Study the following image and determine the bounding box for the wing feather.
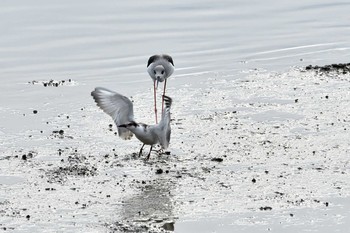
[91,87,134,140]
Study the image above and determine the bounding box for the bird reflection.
[121,177,176,231]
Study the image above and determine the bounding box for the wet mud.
[1,65,350,232]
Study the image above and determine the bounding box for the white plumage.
[91,87,172,159]
[147,54,174,124]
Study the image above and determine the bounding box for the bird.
[91,87,172,159]
[147,54,174,124]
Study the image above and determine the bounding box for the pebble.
[211,158,223,162]
[155,169,163,174]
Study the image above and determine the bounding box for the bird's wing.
[91,87,134,140]
[157,95,172,149]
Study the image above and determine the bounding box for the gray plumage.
[147,54,174,124]
[91,87,134,140]
[147,54,174,88]
[91,87,172,158]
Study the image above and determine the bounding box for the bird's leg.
[161,79,167,114]
[146,145,153,160]
[154,80,158,124]
[139,144,145,157]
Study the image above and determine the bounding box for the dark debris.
[211,158,223,162]
[305,63,350,75]
[28,79,73,87]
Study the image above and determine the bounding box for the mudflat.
[1,65,349,232]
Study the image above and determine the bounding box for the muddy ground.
[1,65,350,232]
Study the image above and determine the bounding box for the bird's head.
[118,121,138,129]
[153,65,166,88]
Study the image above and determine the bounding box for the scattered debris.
[211,158,223,162]
[155,169,163,174]
[28,79,74,87]
[305,63,350,75]
[259,206,273,211]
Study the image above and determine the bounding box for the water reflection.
[121,176,176,231]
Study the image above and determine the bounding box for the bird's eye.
[154,70,156,74]
[161,70,165,74]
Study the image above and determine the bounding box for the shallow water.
[1,1,350,232]
[1,0,350,82]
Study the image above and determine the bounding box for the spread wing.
[158,95,172,149]
[91,87,134,140]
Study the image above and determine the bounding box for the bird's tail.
[158,95,172,149]
[163,95,173,111]
[159,95,172,126]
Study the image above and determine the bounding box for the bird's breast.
[132,126,158,145]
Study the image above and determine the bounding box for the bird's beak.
[118,124,126,128]
[156,79,160,89]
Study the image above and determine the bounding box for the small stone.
[252,178,256,183]
[259,206,272,211]
[211,158,223,162]
[26,215,30,220]
[33,110,38,114]
[294,99,298,103]
[155,169,163,174]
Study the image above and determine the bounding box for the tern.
[147,54,174,124]
[91,87,172,159]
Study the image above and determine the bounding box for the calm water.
[1,0,350,84]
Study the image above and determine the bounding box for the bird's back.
[129,96,172,149]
